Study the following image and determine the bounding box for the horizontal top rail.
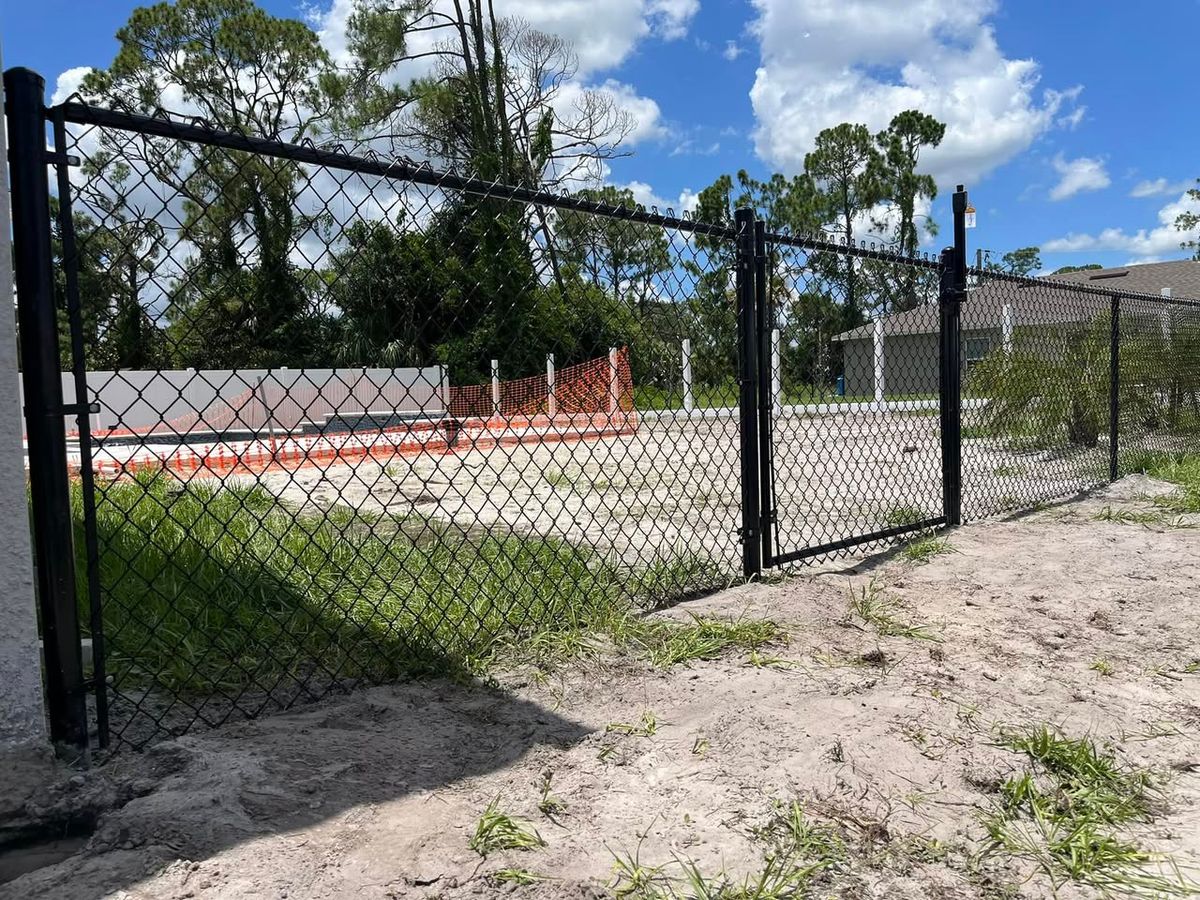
[762,228,945,270]
[51,100,743,242]
[966,265,1200,308]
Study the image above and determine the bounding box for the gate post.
[938,184,967,527]
[4,68,89,752]
[753,220,774,569]
[1109,294,1120,481]
[734,208,761,579]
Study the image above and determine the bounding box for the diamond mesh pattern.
[41,97,1200,751]
[961,268,1200,519]
[51,100,745,749]
[762,235,946,562]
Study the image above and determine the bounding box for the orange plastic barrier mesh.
[75,349,638,480]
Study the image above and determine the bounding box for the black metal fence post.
[1109,294,1121,480]
[938,185,967,527]
[4,67,89,752]
[753,221,774,568]
[735,207,761,579]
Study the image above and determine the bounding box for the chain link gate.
[733,200,966,573]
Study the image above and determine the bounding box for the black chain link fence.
[52,100,752,748]
[10,85,1200,751]
[961,268,1200,520]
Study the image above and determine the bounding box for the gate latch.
[61,401,101,417]
[44,151,81,168]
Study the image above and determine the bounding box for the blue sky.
[6,0,1199,272]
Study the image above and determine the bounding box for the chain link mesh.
[52,100,745,749]
[762,236,946,561]
[962,268,1200,518]
[39,98,1200,751]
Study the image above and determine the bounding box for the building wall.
[20,367,449,435]
[841,328,1001,397]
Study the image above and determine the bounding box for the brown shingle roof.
[834,259,1200,341]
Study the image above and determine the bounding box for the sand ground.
[258,408,1121,570]
[4,474,1199,899]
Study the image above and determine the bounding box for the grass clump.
[469,798,546,857]
[606,711,659,738]
[491,868,547,886]
[1090,657,1115,677]
[752,801,845,872]
[902,533,952,564]
[848,580,940,641]
[611,803,842,899]
[619,614,784,668]
[1092,505,1162,526]
[536,771,566,817]
[884,504,929,528]
[979,724,1197,896]
[1129,452,1200,514]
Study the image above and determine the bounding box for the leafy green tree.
[79,0,333,367]
[987,247,1042,278]
[869,111,945,312]
[49,197,170,370]
[805,124,884,323]
[684,171,826,390]
[873,111,945,258]
[1051,263,1103,275]
[1176,178,1200,258]
[555,186,670,311]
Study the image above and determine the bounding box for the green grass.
[1126,452,1200,514]
[617,614,784,668]
[848,580,940,641]
[961,423,995,440]
[610,802,843,899]
[902,533,952,564]
[980,725,1197,896]
[469,798,546,857]
[77,474,732,695]
[883,504,931,528]
[606,711,659,737]
[1092,505,1163,525]
[492,868,548,886]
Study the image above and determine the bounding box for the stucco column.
[0,56,48,751]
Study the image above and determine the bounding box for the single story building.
[834,259,1200,397]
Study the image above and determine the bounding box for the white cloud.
[554,79,665,146]
[746,0,1082,186]
[316,0,695,76]
[1130,177,1194,199]
[621,180,700,215]
[51,67,94,105]
[1048,154,1110,201]
[723,41,744,61]
[1043,190,1200,256]
[648,0,700,40]
[668,138,720,156]
[1057,106,1086,130]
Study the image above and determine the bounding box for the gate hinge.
[61,401,101,417]
[44,151,81,168]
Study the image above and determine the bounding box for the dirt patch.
[5,477,1200,899]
